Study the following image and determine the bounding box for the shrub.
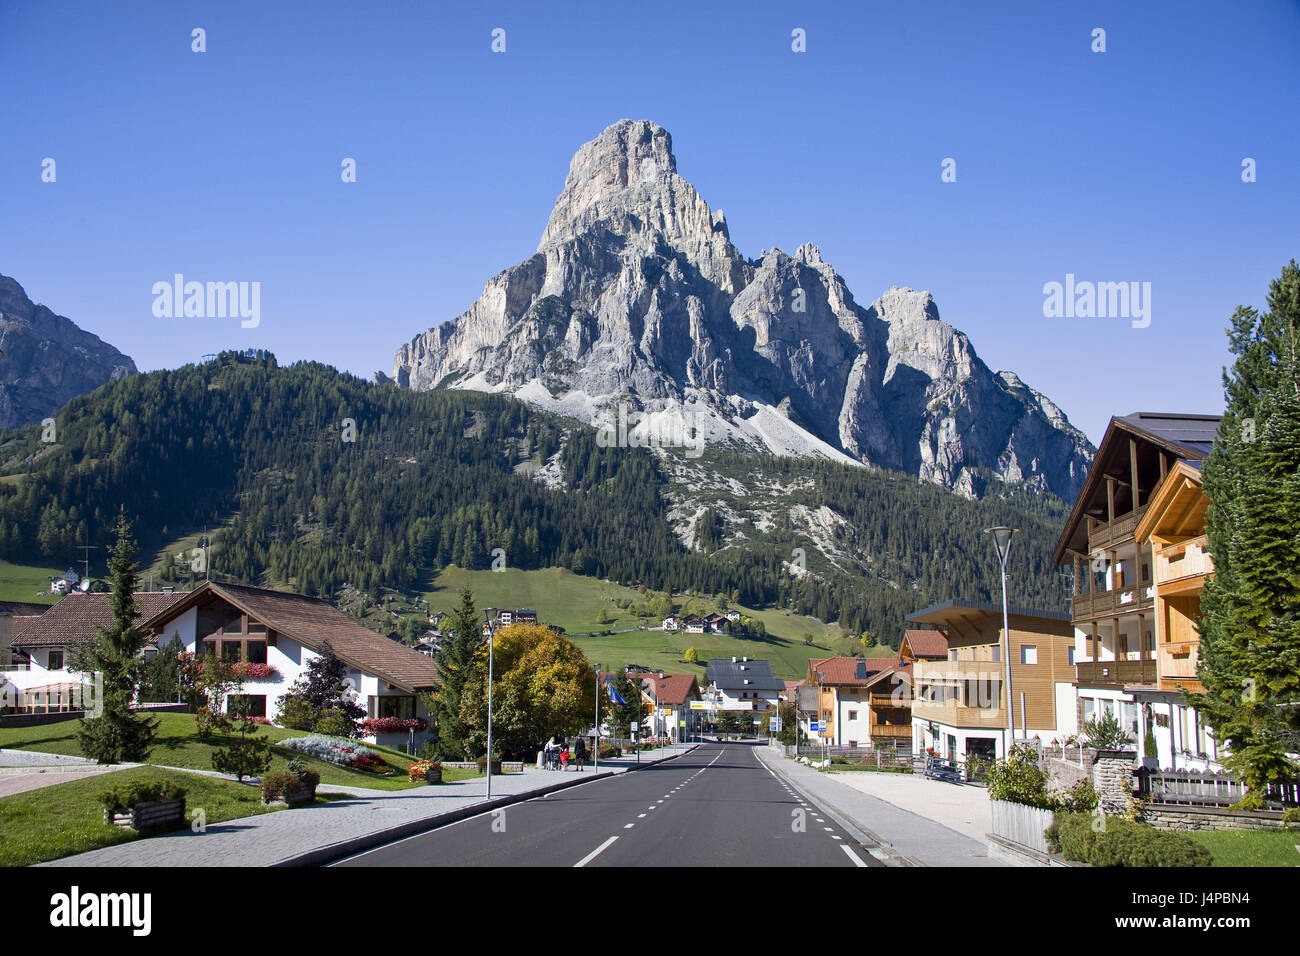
[276,695,318,731]
[476,755,503,774]
[987,744,1054,809]
[261,769,319,802]
[194,706,233,739]
[101,781,188,813]
[1281,807,1300,826]
[1047,812,1213,867]
[1054,778,1099,813]
[314,708,357,738]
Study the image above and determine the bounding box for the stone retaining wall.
[1141,804,1288,831]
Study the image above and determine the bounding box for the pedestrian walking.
[574,736,587,771]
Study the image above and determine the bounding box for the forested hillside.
[0,353,1072,645]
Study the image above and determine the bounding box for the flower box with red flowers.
[360,717,428,735]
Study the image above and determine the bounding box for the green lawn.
[0,766,279,867]
[1185,828,1300,867]
[425,566,870,679]
[0,559,62,605]
[0,713,479,791]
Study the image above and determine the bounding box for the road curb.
[755,746,916,867]
[276,745,698,867]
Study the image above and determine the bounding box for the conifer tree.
[431,587,483,759]
[73,510,158,763]
[1197,260,1300,805]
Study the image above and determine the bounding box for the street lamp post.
[483,611,496,799]
[594,662,600,774]
[985,526,1018,756]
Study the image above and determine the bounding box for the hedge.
[1047,812,1213,867]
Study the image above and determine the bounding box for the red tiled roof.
[143,582,442,693]
[901,629,948,659]
[640,673,700,706]
[11,592,187,649]
[806,656,894,685]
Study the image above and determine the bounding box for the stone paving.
[42,743,698,867]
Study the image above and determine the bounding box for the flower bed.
[278,734,391,773]
[361,716,428,735]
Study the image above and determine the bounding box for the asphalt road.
[331,742,880,867]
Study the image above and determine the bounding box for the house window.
[228,695,266,718]
[1020,645,1038,665]
[48,650,64,670]
[990,645,1001,663]
[1082,697,1095,724]
[221,641,242,663]
[377,696,416,720]
[847,710,858,722]
[246,641,267,664]
[1068,647,1076,666]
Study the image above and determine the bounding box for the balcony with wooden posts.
[1072,584,1154,622]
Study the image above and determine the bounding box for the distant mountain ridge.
[0,275,136,429]
[394,119,1094,501]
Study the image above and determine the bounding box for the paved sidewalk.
[43,743,697,867]
[831,768,992,845]
[754,746,1003,867]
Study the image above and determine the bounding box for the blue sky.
[1,0,1297,444]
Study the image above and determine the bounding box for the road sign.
[809,721,821,732]
[770,718,783,732]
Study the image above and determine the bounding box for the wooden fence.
[1141,769,1300,809]
[990,799,1053,855]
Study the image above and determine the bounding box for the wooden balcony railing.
[868,724,912,739]
[1072,586,1154,622]
[1087,504,1148,552]
[1075,658,1157,687]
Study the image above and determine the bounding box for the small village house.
[907,600,1077,761]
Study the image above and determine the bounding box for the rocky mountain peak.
[0,274,137,429]
[394,122,1095,502]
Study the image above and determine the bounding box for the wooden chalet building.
[1052,412,1220,745]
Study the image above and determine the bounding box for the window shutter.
[367,696,377,718]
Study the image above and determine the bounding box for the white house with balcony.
[6,582,441,751]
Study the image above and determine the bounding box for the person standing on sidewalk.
[574,736,587,771]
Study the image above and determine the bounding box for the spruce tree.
[431,587,483,759]
[1197,260,1300,805]
[73,510,159,764]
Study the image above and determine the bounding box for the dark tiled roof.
[705,658,785,693]
[11,592,186,649]
[1119,412,1221,457]
[146,582,442,693]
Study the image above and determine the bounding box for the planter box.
[422,768,443,784]
[104,797,186,831]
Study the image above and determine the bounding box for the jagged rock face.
[0,275,136,429]
[394,119,1094,501]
